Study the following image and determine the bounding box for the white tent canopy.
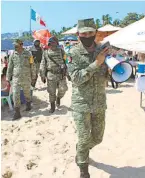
[98,24,121,32]
[104,17,145,53]
[61,27,77,35]
[62,24,121,34]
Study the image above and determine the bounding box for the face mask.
[79,35,96,47]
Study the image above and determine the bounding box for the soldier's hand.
[96,47,109,66]
[41,77,46,83]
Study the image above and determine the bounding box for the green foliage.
[119,13,145,27]
[96,19,101,29]
[102,14,112,25]
[113,19,121,26]
[20,32,33,41]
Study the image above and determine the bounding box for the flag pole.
[30,6,32,35]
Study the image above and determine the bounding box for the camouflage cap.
[13,39,23,45]
[77,18,96,33]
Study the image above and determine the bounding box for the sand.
[1,77,145,178]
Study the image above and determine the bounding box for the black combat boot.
[56,97,60,107]
[26,102,31,111]
[13,107,21,120]
[79,164,90,178]
[49,102,55,113]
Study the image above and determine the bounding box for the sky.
[1,1,145,33]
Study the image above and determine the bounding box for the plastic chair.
[1,87,13,111]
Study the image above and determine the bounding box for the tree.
[119,12,143,27]
[95,19,101,29]
[50,30,57,36]
[102,14,112,25]
[113,19,121,26]
[138,13,145,20]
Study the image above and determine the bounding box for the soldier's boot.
[26,102,31,111]
[79,164,90,178]
[49,102,55,113]
[13,107,21,120]
[56,97,60,107]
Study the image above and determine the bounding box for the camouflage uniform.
[6,47,36,108]
[68,19,108,167]
[30,43,43,87]
[40,47,68,103]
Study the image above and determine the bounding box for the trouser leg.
[47,80,57,103]
[57,78,68,99]
[89,109,106,149]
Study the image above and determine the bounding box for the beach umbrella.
[33,29,51,45]
[104,17,145,53]
[59,35,78,41]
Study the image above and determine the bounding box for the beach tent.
[61,27,77,35]
[104,17,145,53]
[96,24,122,42]
[61,24,121,42]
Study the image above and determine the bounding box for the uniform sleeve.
[6,54,14,81]
[39,50,47,78]
[29,51,37,80]
[68,49,100,86]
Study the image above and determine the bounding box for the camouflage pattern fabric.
[47,79,68,103]
[6,49,36,107]
[40,48,68,102]
[73,109,105,165]
[68,42,108,166]
[35,63,40,76]
[77,18,96,33]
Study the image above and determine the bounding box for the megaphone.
[95,41,133,84]
[105,55,133,83]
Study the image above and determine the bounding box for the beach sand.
[1,77,145,178]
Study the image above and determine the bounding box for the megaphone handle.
[109,75,118,89]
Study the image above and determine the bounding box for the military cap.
[13,39,23,45]
[77,18,96,33]
[48,36,59,45]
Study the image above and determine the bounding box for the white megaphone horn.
[105,55,133,83]
[97,42,133,84]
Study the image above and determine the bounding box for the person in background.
[4,56,8,68]
[40,36,70,113]
[1,67,10,96]
[6,39,36,120]
[64,41,73,64]
[30,40,43,88]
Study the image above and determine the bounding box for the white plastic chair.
[1,87,13,111]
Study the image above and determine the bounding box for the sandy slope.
[1,78,145,178]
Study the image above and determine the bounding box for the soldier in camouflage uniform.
[40,36,69,113]
[68,19,109,178]
[30,40,43,88]
[6,39,36,120]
